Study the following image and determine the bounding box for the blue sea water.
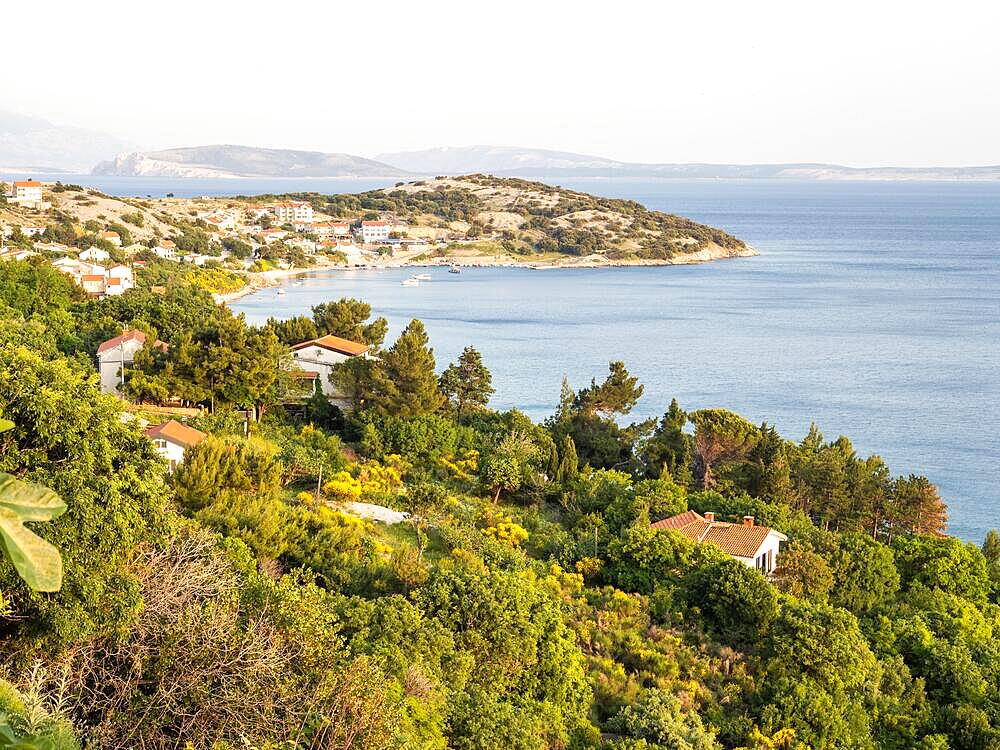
[15,174,996,541]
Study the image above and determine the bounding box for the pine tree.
[557,434,579,483]
[367,319,445,417]
[439,345,494,422]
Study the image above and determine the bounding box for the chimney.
[704,512,715,522]
[743,515,755,527]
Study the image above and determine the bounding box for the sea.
[11,173,998,542]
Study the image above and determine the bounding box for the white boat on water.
[448,264,461,274]
[413,273,432,281]
[276,288,286,295]
[401,278,419,287]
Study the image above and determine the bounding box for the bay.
[13,174,994,541]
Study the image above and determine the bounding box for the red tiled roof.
[144,419,206,448]
[81,274,106,282]
[15,180,41,187]
[288,370,320,378]
[97,329,168,355]
[651,510,784,559]
[291,334,369,357]
[361,220,388,226]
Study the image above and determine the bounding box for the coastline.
[217,244,758,304]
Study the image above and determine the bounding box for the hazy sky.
[5,0,998,166]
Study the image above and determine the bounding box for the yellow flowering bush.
[436,449,480,482]
[322,471,361,503]
[358,462,403,494]
[482,516,529,547]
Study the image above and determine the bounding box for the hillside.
[376,145,1000,181]
[93,144,412,179]
[316,174,755,264]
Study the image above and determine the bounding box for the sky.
[4,0,999,166]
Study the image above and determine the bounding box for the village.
[0,179,440,300]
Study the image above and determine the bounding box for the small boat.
[276,288,286,295]
[448,265,461,274]
[401,278,419,287]
[413,273,432,281]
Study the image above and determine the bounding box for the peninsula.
[0,175,756,301]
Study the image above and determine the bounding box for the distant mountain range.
[0,110,134,173]
[375,146,1000,181]
[2,108,998,181]
[93,145,412,179]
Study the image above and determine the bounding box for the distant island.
[376,145,1000,181]
[92,144,412,179]
[86,142,1000,181]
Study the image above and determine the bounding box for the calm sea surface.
[18,175,997,542]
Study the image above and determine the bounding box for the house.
[96,329,168,393]
[0,248,38,262]
[651,510,787,574]
[261,228,288,243]
[200,212,236,231]
[312,221,351,238]
[105,265,134,295]
[98,231,122,246]
[80,274,108,296]
[9,180,47,208]
[34,241,72,255]
[289,334,369,404]
[267,201,313,225]
[79,246,111,263]
[360,220,390,244]
[154,239,177,259]
[143,419,206,472]
[19,224,46,237]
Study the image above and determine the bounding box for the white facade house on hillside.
[360,220,390,244]
[10,180,46,207]
[267,201,313,225]
[290,334,370,404]
[96,329,168,393]
[651,510,787,574]
[144,420,206,472]
[79,246,111,263]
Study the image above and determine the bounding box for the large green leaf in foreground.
[0,474,66,592]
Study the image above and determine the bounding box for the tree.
[608,688,720,749]
[575,361,643,418]
[440,346,494,421]
[266,315,318,346]
[688,409,759,489]
[556,434,578,483]
[367,320,446,417]
[983,530,1000,593]
[406,481,448,560]
[829,532,900,613]
[311,298,388,347]
[643,399,692,483]
[890,475,947,538]
[771,542,834,602]
[479,430,539,503]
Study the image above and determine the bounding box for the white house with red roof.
[10,180,45,207]
[96,329,168,394]
[144,420,206,472]
[267,201,313,225]
[79,246,111,263]
[290,334,370,403]
[98,231,122,246]
[360,220,391,245]
[651,510,787,574]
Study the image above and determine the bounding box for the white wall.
[291,345,356,399]
[151,438,186,472]
[97,338,145,394]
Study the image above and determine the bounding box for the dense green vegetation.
[0,257,998,749]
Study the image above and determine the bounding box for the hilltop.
[309,174,756,266]
[93,144,412,179]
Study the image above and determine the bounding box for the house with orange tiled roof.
[290,334,370,403]
[360,220,391,244]
[651,510,787,574]
[266,201,313,225]
[144,419,206,472]
[10,180,47,208]
[96,329,168,394]
[98,231,122,246]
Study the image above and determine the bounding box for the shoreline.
[218,244,759,304]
